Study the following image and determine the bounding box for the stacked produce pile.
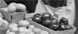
[0,2,76,34]
[32,13,73,31]
[6,20,49,34]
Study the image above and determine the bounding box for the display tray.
[27,18,76,34]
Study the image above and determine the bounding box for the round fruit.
[6,29,10,34]
[8,3,16,13]
[25,29,33,34]
[32,28,42,33]
[65,25,73,29]
[9,2,16,6]
[0,17,3,21]
[42,19,52,27]
[41,13,52,19]
[49,24,59,31]
[33,14,42,17]
[10,27,18,32]
[28,25,35,30]
[16,3,26,11]
[18,27,27,33]
[32,16,42,24]
[52,19,58,24]
[40,31,49,34]
[18,20,30,27]
[8,32,16,34]
[59,17,69,25]
[9,23,18,28]
[27,32,35,34]
[60,25,73,30]
[0,19,9,30]
[18,33,26,34]
[0,7,8,12]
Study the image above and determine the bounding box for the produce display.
[32,13,73,31]
[0,3,50,34]
[0,1,76,34]
[6,20,49,34]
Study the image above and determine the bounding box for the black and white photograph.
[0,0,77,34]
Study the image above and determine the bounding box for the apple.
[59,17,69,25]
[28,25,35,30]
[0,7,8,12]
[18,20,30,27]
[25,29,33,34]
[7,32,16,34]
[6,29,10,34]
[18,27,26,33]
[16,3,26,11]
[52,19,58,24]
[0,19,9,30]
[0,17,3,21]
[10,26,18,32]
[59,25,73,30]
[8,3,16,13]
[32,27,42,33]
[49,23,59,31]
[41,13,52,19]
[40,31,49,34]
[9,23,18,29]
[9,2,16,6]
[33,14,42,17]
[27,32,35,34]
[32,16,42,24]
[18,27,29,33]
[42,19,52,27]
[18,33,26,34]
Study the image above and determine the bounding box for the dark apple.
[42,19,52,27]
[41,13,52,20]
[52,19,59,24]
[65,25,73,30]
[32,13,42,23]
[33,13,42,17]
[49,23,59,31]
[59,17,69,25]
[59,25,73,31]
[32,16,42,24]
